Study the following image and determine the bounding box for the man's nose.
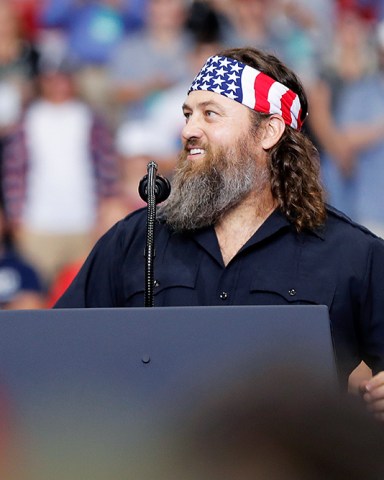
[181,116,203,142]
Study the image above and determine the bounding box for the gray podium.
[0,305,336,480]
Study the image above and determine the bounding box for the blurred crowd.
[0,0,384,309]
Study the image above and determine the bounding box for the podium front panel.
[0,305,336,480]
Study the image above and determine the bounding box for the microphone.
[138,173,171,204]
[138,162,170,307]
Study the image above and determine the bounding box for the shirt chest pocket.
[123,262,199,307]
[249,271,336,308]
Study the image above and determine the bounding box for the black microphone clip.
[138,172,171,204]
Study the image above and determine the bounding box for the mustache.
[184,139,207,150]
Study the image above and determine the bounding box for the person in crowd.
[11,0,44,42]
[0,199,45,310]
[0,0,40,199]
[0,0,40,123]
[114,0,224,205]
[54,46,384,419]
[106,0,194,125]
[37,0,145,124]
[306,5,384,388]
[2,54,120,287]
[38,0,144,65]
[308,6,384,238]
[209,0,323,88]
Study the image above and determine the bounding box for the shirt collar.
[184,208,325,263]
[254,208,326,242]
[191,208,291,261]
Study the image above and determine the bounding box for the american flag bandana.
[188,55,303,130]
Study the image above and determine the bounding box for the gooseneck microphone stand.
[138,161,171,307]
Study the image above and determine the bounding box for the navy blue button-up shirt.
[55,206,384,381]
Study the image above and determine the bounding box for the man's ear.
[261,115,286,150]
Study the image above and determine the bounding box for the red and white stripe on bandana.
[189,55,303,130]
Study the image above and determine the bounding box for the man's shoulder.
[121,207,147,223]
[89,208,154,255]
[325,204,384,242]
[114,207,170,236]
[110,207,148,235]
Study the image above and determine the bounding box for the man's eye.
[183,112,191,121]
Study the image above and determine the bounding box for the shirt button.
[288,288,296,296]
[220,292,228,300]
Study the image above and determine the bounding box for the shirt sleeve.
[2,122,29,223]
[90,113,120,200]
[53,210,148,308]
[53,223,123,308]
[359,236,384,374]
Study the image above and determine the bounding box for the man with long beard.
[55,47,384,419]
[160,133,271,236]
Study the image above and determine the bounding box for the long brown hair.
[219,47,326,232]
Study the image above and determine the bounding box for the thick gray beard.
[158,138,270,232]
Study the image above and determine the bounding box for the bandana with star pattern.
[188,55,303,130]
